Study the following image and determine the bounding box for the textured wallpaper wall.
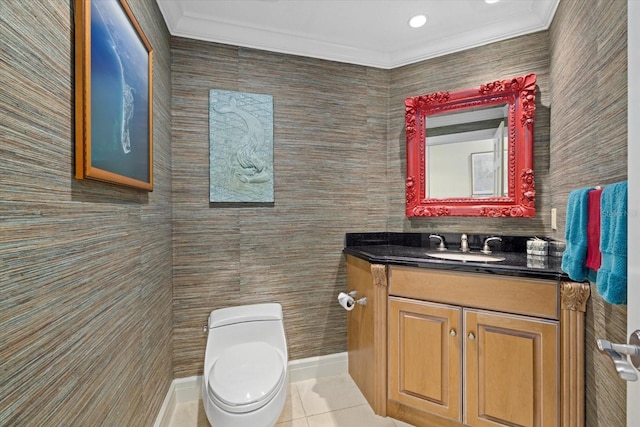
[550,1,628,425]
[0,0,173,425]
[170,39,390,377]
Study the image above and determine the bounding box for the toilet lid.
[208,342,285,411]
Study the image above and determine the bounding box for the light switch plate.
[551,208,557,230]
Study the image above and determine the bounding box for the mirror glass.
[404,74,537,217]
[426,103,508,199]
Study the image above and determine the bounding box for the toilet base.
[202,376,287,427]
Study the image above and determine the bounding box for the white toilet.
[202,303,288,427]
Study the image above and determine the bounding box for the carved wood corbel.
[560,281,591,312]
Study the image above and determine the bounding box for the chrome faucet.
[460,234,469,252]
[429,234,447,251]
[481,236,502,254]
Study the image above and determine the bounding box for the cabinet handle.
[468,332,476,341]
[450,329,457,337]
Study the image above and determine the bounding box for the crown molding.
[157,0,559,70]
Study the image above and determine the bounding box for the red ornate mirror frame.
[405,73,537,217]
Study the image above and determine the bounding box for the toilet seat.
[207,341,285,414]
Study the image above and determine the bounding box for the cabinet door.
[389,297,462,421]
[464,309,559,427]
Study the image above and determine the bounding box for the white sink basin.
[425,251,505,263]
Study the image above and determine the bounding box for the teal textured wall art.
[209,89,274,202]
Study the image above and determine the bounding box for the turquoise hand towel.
[597,181,628,305]
[561,187,591,281]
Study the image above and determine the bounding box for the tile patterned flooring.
[168,373,414,427]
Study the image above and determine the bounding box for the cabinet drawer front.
[389,266,559,320]
[388,297,462,422]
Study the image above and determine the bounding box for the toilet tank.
[208,303,283,329]
[205,303,287,363]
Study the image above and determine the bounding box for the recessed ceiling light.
[485,0,500,4]
[409,14,427,28]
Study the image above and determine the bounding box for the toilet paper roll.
[338,292,355,311]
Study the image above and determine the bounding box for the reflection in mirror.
[426,104,508,198]
[405,73,537,217]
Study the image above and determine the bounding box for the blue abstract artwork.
[209,90,274,203]
[90,0,151,185]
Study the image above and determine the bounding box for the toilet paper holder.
[348,290,367,306]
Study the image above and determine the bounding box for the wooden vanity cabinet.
[388,266,560,426]
[346,257,589,427]
[388,296,559,427]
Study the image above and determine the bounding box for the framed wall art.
[74,0,154,191]
[209,89,274,203]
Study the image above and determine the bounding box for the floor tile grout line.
[291,380,312,418]
[304,402,372,418]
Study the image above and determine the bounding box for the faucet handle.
[429,234,447,251]
[481,236,502,254]
[460,234,469,252]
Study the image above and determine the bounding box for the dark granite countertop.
[344,232,571,281]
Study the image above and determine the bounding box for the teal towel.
[597,181,628,305]
[561,187,592,281]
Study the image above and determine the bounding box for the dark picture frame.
[74,0,153,191]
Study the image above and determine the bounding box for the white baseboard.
[153,352,347,427]
[153,380,175,427]
[287,351,348,382]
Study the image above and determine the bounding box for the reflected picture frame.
[74,0,154,191]
[470,151,493,197]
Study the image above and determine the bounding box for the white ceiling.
[156,0,559,69]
